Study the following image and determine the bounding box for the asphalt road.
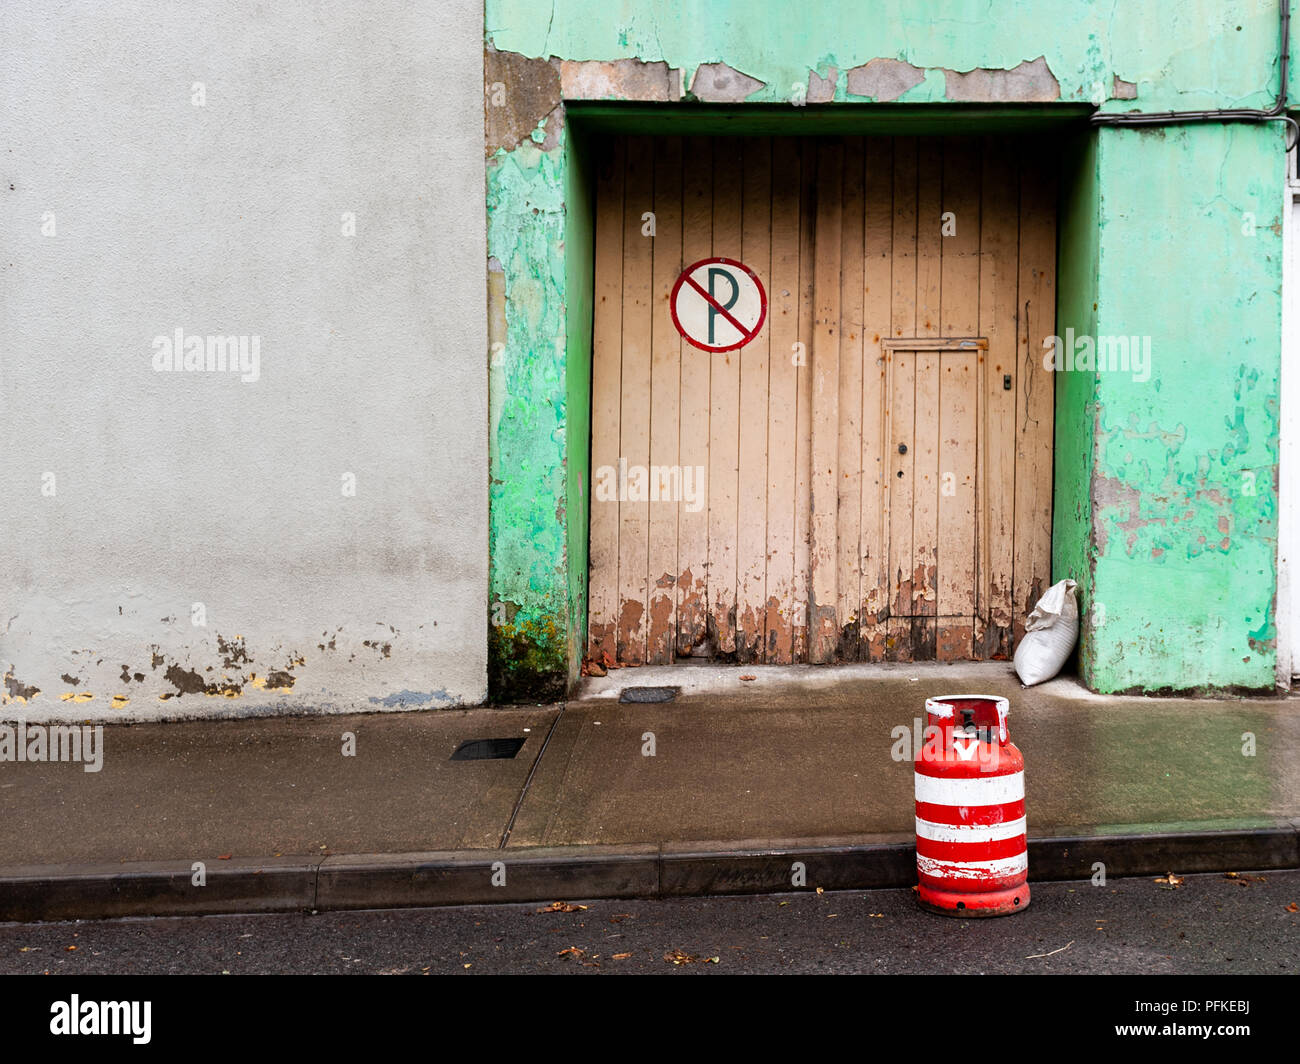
[1,870,1296,975]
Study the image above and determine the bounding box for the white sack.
[1013,578,1079,686]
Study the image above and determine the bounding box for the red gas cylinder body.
[914,694,1028,916]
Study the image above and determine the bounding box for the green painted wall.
[1052,130,1101,680]
[485,0,1290,695]
[563,126,595,685]
[486,129,573,701]
[1086,123,1283,692]
[488,0,1282,112]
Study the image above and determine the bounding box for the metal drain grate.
[618,686,679,704]
[450,737,527,761]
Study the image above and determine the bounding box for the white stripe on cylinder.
[915,816,1027,843]
[917,853,1029,880]
[914,770,1024,807]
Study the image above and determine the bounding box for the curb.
[2,821,1297,922]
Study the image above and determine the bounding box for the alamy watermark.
[152,328,260,382]
[890,718,1003,770]
[0,721,103,772]
[50,996,150,1044]
[1042,328,1151,383]
[594,458,705,513]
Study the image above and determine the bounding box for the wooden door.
[882,341,981,662]
[586,134,1056,667]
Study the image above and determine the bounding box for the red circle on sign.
[669,257,768,353]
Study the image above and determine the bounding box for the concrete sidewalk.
[3,663,1298,920]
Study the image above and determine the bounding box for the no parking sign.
[669,257,767,353]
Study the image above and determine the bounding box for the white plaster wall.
[1,0,488,720]
[1280,148,1299,690]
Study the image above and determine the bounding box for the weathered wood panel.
[615,136,654,664]
[836,138,866,661]
[736,137,773,663]
[646,137,683,664]
[675,136,713,658]
[587,138,626,664]
[707,140,744,656]
[588,135,1055,668]
[764,137,803,663]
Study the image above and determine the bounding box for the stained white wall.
[1,0,488,719]
[1280,146,1299,689]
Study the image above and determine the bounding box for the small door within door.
[883,344,981,662]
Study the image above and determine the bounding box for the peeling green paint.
[487,0,1283,111]
[1084,124,1283,693]
[487,131,574,700]
[486,104,596,701]
[485,1,1291,696]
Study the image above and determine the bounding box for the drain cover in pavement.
[450,737,527,761]
[618,686,679,704]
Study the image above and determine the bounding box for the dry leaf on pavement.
[1153,872,1184,888]
[536,901,588,914]
[664,949,719,965]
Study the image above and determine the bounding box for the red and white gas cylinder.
[914,694,1029,916]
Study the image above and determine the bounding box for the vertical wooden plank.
[912,350,940,660]
[676,137,713,658]
[937,351,979,659]
[708,139,744,655]
[646,137,683,664]
[792,142,817,661]
[885,351,915,661]
[764,137,802,663]
[892,138,918,340]
[859,136,893,661]
[616,135,655,664]
[587,137,625,663]
[916,139,943,339]
[835,137,866,661]
[887,140,918,661]
[1013,151,1058,643]
[735,136,772,663]
[941,137,981,337]
[938,137,981,661]
[809,139,844,663]
[978,136,1019,660]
